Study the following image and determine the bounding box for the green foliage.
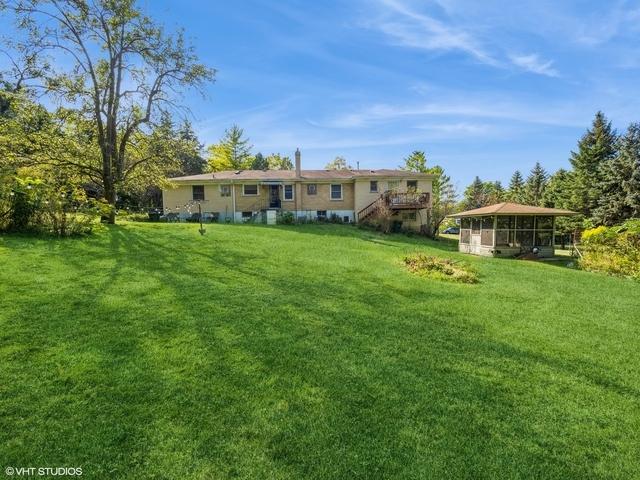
[175,120,206,175]
[593,123,640,225]
[2,0,214,222]
[266,153,293,170]
[401,150,428,172]
[403,253,479,283]
[570,111,618,217]
[250,152,268,170]
[325,156,351,170]
[461,177,503,210]
[0,175,111,236]
[426,165,456,236]
[207,125,253,171]
[524,162,548,206]
[277,211,295,224]
[580,220,640,279]
[506,170,526,203]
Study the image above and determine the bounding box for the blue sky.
[8,0,640,189]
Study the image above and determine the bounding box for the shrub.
[277,211,295,224]
[580,220,640,279]
[0,175,111,236]
[403,253,479,284]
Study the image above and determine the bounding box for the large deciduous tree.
[1,0,215,222]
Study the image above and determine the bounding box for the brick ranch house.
[162,150,435,231]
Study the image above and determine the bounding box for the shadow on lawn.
[1,224,635,478]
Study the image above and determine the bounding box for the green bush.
[403,253,479,284]
[580,220,640,279]
[0,175,111,236]
[277,211,295,225]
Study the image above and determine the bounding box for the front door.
[269,185,280,208]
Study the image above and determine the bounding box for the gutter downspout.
[232,182,237,223]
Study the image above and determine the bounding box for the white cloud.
[370,0,498,65]
[509,53,559,77]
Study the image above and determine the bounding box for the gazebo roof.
[448,202,577,218]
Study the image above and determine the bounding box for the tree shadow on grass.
[2,224,638,479]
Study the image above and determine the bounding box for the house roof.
[448,202,578,217]
[169,169,434,182]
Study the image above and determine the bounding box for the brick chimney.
[295,148,301,177]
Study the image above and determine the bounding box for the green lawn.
[1,223,639,479]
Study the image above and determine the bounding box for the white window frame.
[330,184,343,200]
[219,184,231,197]
[242,184,259,196]
[387,180,400,191]
[283,184,294,201]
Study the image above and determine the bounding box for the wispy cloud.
[509,53,559,77]
[371,0,498,65]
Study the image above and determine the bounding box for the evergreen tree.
[507,170,526,203]
[628,126,640,218]
[266,153,293,170]
[401,151,428,172]
[462,176,488,210]
[543,169,573,209]
[524,162,548,206]
[206,125,253,171]
[176,120,206,175]
[325,156,352,170]
[594,123,640,224]
[251,152,268,170]
[426,165,456,236]
[486,181,505,204]
[569,111,617,217]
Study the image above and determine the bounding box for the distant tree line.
[460,112,640,230]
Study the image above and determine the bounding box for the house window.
[387,180,400,191]
[192,185,205,201]
[407,180,418,192]
[343,216,350,223]
[317,210,327,220]
[241,211,252,219]
[330,184,343,200]
[370,181,378,193]
[243,184,258,196]
[220,185,231,197]
[307,184,317,195]
[284,184,294,201]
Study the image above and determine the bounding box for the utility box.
[266,209,277,225]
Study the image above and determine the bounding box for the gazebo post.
[492,215,497,253]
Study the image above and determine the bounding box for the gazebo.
[447,202,577,258]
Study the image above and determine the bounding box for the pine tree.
[594,123,640,224]
[543,169,578,240]
[176,120,206,175]
[524,162,548,206]
[507,170,525,203]
[628,126,640,217]
[426,165,456,235]
[206,125,253,171]
[251,152,268,170]
[462,176,487,210]
[569,111,617,217]
[401,151,428,172]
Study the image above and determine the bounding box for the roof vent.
[235,170,242,175]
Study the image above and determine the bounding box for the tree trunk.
[103,175,117,224]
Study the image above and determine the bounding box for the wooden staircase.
[357,192,430,223]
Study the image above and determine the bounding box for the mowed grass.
[1,223,639,479]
